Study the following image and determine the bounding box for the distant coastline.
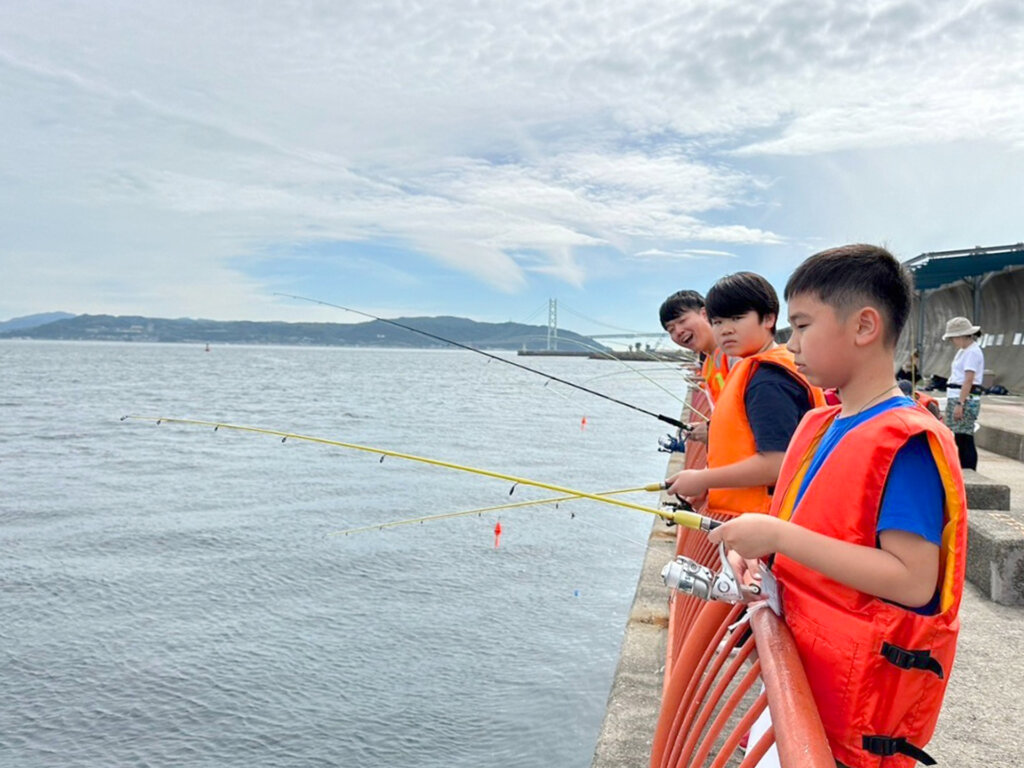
[0,312,614,352]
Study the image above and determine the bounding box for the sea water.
[0,341,684,767]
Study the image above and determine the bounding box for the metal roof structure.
[904,243,1024,291]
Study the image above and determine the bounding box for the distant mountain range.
[0,312,609,352]
[0,312,76,333]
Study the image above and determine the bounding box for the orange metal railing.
[663,386,723,685]
[652,601,833,768]
[653,386,833,767]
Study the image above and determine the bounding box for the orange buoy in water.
[580,416,587,430]
[494,521,502,548]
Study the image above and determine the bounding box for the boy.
[898,379,942,420]
[709,245,967,767]
[666,273,824,516]
[659,289,732,406]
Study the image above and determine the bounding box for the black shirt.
[744,364,813,453]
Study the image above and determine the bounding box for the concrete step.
[966,507,1024,606]
[974,395,1024,463]
[963,469,1011,510]
[964,471,1021,605]
[976,424,1024,463]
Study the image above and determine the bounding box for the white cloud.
[0,0,1021,321]
[633,249,738,261]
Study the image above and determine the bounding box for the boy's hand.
[666,469,709,499]
[707,513,786,560]
[688,421,708,443]
[725,548,763,589]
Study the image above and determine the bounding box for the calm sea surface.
[0,340,685,768]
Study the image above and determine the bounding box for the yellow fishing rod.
[121,416,719,532]
[328,486,650,536]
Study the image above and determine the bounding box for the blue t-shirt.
[794,396,944,613]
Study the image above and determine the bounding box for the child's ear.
[763,312,777,331]
[852,306,884,346]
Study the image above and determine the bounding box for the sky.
[2,0,1022,337]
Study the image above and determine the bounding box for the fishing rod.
[541,334,709,423]
[274,293,689,431]
[122,416,719,531]
[498,332,710,438]
[328,485,652,536]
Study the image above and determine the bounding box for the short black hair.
[784,244,911,346]
[705,272,779,333]
[659,290,705,329]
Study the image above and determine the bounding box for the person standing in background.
[943,316,984,470]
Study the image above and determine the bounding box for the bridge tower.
[546,299,558,350]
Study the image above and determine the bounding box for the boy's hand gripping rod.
[121,416,720,532]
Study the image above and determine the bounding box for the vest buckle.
[880,642,945,678]
[862,735,936,765]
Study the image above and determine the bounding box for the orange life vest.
[706,345,825,516]
[700,348,731,404]
[770,405,967,768]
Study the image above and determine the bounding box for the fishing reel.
[662,543,774,607]
[658,431,687,454]
[659,497,695,528]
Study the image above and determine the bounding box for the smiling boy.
[666,272,824,516]
[659,290,732,407]
[709,245,967,767]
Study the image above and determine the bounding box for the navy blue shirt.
[745,364,814,454]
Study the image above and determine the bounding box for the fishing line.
[333,485,677,559]
[122,416,719,531]
[572,509,677,554]
[535,334,709,423]
[511,332,691,406]
[274,293,689,431]
[583,368,697,386]
[328,485,657,536]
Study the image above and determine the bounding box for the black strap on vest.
[880,642,945,679]
[862,735,936,765]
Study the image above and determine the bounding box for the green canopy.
[905,243,1024,291]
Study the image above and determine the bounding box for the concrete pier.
[591,453,683,767]
[931,449,1024,764]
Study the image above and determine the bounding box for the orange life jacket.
[706,345,825,516]
[700,348,731,404]
[770,404,967,768]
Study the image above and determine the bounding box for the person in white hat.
[942,316,983,469]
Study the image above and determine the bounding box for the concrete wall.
[898,265,1024,393]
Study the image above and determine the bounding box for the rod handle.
[658,414,688,430]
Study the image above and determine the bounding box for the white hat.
[942,316,980,339]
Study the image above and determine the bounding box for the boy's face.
[665,309,714,354]
[710,310,775,358]
[786,293,852,388]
